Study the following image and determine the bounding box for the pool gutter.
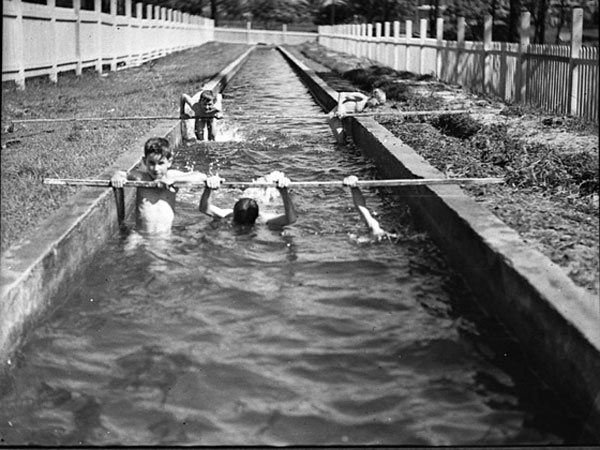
[278,45,600,431]
[0,45,255,370]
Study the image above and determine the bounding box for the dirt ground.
[287,42,599,297]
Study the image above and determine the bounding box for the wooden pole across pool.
[44,177,505,188]
[14,108,504,124]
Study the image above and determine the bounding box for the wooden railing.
[2,0,213,89]
[318,8,598,122]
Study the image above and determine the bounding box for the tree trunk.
[211,0,218,26]
[508,0,521,42]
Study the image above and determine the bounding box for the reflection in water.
[0,47,593,445]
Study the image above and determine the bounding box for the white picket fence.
[2,0,214,88]
[319,8,598,122]
[215,22,317,46]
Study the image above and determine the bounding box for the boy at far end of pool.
[111,137,207,234]
[343,175,398,242]
[328,88,386,145]
[199,171,297,228]
[180,89,224,142]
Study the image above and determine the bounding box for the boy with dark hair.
[180,90,224,141]
[111,137,207,233]
[199,171,297,228]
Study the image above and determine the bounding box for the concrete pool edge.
[0,45,255,369]
[278,45,600,430]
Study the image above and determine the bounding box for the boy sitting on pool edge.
[199,171,297,228]
[111,137,207,234]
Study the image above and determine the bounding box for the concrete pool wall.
[277,45,600,431]
[0,45,255,371]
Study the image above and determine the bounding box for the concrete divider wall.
[278,45,600,432]
[0,47,255,372]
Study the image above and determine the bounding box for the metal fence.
[2,0,213,88]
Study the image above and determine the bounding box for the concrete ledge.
[0,47,255,369]
[277,45,600,431]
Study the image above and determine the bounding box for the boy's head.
[367,88,386,107]
[233,197,259,225]
[142,137,172,180]
[200,90,216,109]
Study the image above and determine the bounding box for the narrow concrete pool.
[0,46,593,445]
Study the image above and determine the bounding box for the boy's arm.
[343,176,385,236]
[110,169,144,188]
[198,176,233,219]
[180,94,195,118]
[265,175,297,227]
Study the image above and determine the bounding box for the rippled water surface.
[0,47,590,445]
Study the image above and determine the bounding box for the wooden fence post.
[384,21,390,65]
[48,0,58,82]
[246,21,251,44]
[124,0,131,68]
[282,23,287,45]
[360,23,366,58]
[456,16,465,84]
[393,20,400,70]
[436,17,444,79]
[75,0,82,75]
[518,11,530,102]
[13,0,26,89]
[375,22,381,62]
[95,0,102,73]
[405,19,412,72]
[569,8,583,116]
[367,23,373,59]
[419,18,427,74]
[483,14,492,93]
[110,0,117,71]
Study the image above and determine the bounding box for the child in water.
[180,90,224,141]
[328,88,386,144]
[199,171,297,227]
[343,175,397,241]
[111,137,207,234]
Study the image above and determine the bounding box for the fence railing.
[215,22,317,46]
[318,8,598,122]
[2,0,213,89]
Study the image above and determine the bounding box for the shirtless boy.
[111,137,207,233]
[180,90,224,141]
[328,88,386,144]
[199,171,297,227]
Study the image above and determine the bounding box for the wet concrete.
[278,45,600,432]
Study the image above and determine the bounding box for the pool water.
[0,47,591,445]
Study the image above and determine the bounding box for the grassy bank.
[1,42,250,253]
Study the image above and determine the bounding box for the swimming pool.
[0,46,591,445]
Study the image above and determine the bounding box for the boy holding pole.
[110,137,207,234]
